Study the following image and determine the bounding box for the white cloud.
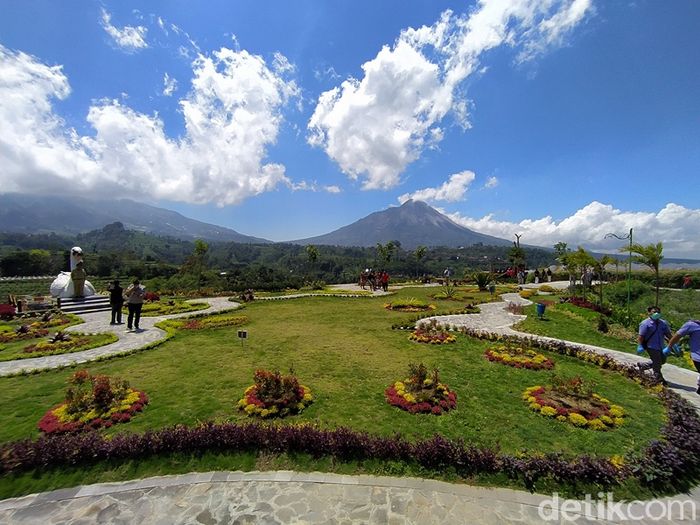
[308,0,593,190]
[398,170,475,204]
[0,44,299,206]
[442,201,700,258]
[313,65,341,82]
[484,176,498,188]
[324,185,342,194]
[100,8,148,52]
[162,73,177,96]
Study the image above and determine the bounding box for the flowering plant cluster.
[143,291,161,302]
[0,304,16,320]
[408,328,456,345]
[384,298,436,312]
[484,344,554,370]
[0,327,49,343]
[560,297,612,316]
[523,377,625,431]
[23,334,91,354]
[179,315,248,330]
[385,363,457,415]
[237,369,313,418]
[37,370,148,434]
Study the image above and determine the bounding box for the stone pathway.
[2,286,700,524]
[0,297,238,377]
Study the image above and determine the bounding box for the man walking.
[666,319,700,394]
[107,279,123,325]
[637,306,672,385]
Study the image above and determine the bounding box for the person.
[637,305,672,385]
[70,261,86,298]
[534,269,540,284]
[683,275,692,289]
[124,279,146,331]
[665,319,700,394]
[107,279,124,325]
[546,268,553,282]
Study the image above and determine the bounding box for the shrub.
[385,363,457,415]
[238,369,313,418]
[143,291,160,302]
[597,315,609,333]
[0,304,16,320]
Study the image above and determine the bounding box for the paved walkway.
[2,286,700,523]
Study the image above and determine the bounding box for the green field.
[0,286,672,499]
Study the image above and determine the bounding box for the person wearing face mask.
[665,319,700,394]
[637,306,672,385]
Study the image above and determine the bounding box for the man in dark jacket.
[107,280,123,325]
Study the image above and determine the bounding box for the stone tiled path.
[2,284,700,524]
[0,297,238,377]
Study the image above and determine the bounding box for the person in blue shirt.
[666,319,700,394]
[637,306,672,385]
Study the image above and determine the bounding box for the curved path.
[2,286,700,523]
[0,297,238,377]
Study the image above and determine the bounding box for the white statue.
[50,246,96,298]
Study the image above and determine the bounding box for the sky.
[1,0,699,257]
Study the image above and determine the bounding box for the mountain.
[291,200,513,249]
[0,193,270,244]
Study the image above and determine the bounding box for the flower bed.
[237,369,313,418]
[384,298,436,312]
[0,327,49,343]
[560,297,612,316]
[523,377,625,431]
[408,327,456,344]
[484,344,554,370]
[178,314,248,330]
[37,370,148,434]
[385,363,457,415]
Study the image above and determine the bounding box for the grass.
[0,286,670,499]
[515,298,696,370]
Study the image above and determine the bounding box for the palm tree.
[627,242,664,306]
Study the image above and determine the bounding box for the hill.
[291,200,513,249]
[0,193,270,244]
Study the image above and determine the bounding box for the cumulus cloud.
[398,170,475,204]
[484,176,498,189]
[308,0,593,190]
[100,8,148,51]
[442,201,700,258]
[0,44,299,206]
[162,72,177,96]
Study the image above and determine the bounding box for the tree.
[414,246,427,278]
[569,247,597,300]
[627,242,664,306]
[592,254,615,307]
[376,241,396,267]
[305,245,319,280]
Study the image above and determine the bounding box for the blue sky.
[1,1,699,257]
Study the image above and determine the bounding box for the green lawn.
[515,299,695,370]
[0,287,671,498]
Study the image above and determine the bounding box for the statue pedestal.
[50,272,96,299]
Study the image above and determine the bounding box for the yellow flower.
[540,406,557,417]
[587,419,607,431]
[260,409,270,417]
[610,455,625,470]
[556,415,567,422]
[296,402,306,410]
[568,413,588,427]
[529,403,542,411]
[303,393,313,402]
[244,404,256,414]
[237,398,247,408]
[609,406,625,418]
[613,417,625,427]
[404,393,416,404]
[599,415,613,425]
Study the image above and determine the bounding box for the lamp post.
[604,228,633,324]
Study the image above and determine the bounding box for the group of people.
[107,279,146,331]
[637,305,700,393]
[359,269,390,291]
[506,267,552,285]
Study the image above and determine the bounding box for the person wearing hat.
[637,305,672,385]
[107,279,124,325]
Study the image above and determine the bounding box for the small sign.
[237,330,248,340]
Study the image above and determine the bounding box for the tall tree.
[414,245,427,278]
[305,245,319,279]
[627,242,664,306]
[592,254,615,307]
